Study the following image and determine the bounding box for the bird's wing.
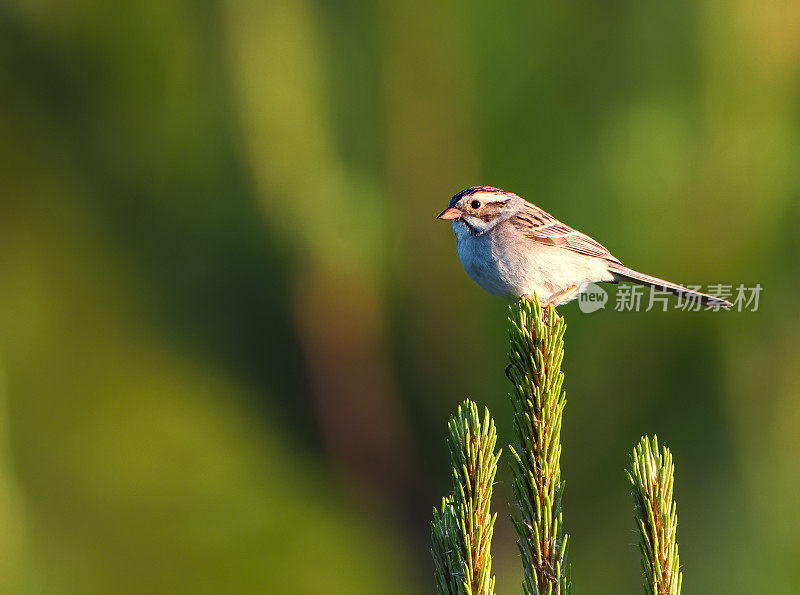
[510,203,623,265]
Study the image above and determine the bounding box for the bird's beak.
[437,207,461,220]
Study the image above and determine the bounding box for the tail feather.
[609,265,732,309]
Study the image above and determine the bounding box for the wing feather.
[511,203,623,265]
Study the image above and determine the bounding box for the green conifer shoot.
[431,401,500,595]
[506,297,570,594]
[627,436,682,595]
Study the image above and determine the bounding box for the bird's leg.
[541,284,580,322]
[547,284,579,307]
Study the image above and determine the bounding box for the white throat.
[451,219,472,242]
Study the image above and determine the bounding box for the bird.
[437,186,732,310]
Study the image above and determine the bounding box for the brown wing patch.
[512,210,549,228]
[511,203,623,265]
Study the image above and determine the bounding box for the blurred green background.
[1,1,799,593]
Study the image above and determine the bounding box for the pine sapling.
[506,297,570,594]
[432,400,501,595]
[627,436,682,595]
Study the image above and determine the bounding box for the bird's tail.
[608,264,732,309]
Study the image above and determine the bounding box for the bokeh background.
[1,1,799,593]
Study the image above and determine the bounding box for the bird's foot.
[520,293,561,322]
[542,301,561,323]
[541,285,580,322]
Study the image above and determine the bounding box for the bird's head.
[437,186,519,236]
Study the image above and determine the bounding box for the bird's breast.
[455,226,610,300]
[456,233,519,299]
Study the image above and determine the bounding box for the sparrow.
[437,186,732,309]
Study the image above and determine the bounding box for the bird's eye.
[470,200,481,209]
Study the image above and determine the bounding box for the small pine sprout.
[627,436,682,595]
[432,401,501,595]
[506,296,571,595]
